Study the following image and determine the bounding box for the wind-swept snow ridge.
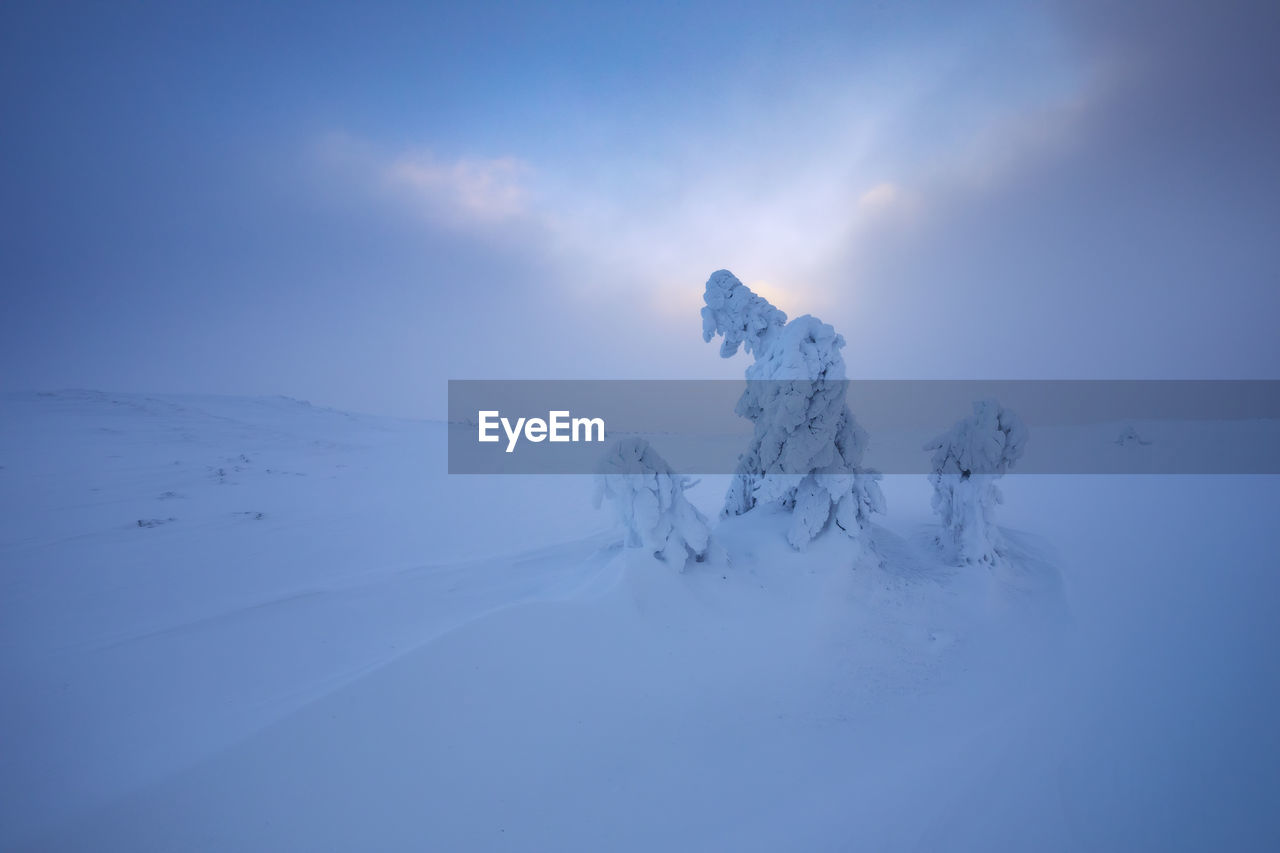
[701,270,884,549]
[594,438,711,569]
[925,399,1028,565]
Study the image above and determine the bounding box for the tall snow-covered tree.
[701,269,884,549]
[593,438,711,570]
[924,399,1028,565]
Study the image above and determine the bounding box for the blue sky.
[2,0,1277,417]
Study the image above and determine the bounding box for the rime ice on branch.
[701,269,788,359]
[593,438,711,569]
[701,270,884,550]
[924,400,1028,566]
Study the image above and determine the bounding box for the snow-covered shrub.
[1115,424,1152,446]
[924,400,1028,566]
[701,270,884,549]
[593,438,711,569]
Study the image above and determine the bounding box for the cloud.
[311,133,538,231]
[385,153,532,224]
[311,4,1107,328]
[858,182,901,211]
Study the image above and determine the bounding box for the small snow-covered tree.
[1115,424,1151,446]
[701,270,884,549]
[593,438,711,569]
[924,400,1028,565]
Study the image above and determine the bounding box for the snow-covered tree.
[924,400,1028,566]
[701,270,884,549]
[593,438,711,569]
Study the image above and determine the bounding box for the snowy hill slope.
[2,392,1277,850]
